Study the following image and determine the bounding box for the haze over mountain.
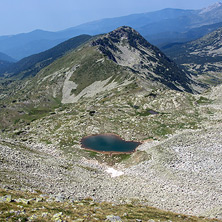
[0,52,15,63]
[0,34,92,79]
[0,52,16,70]
[1,2,222,60]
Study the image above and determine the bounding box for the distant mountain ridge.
[1,2,222,60]
[0,52,15,63]
[150,21,222,48]
[0,52,15,70]
[0,34,92,79]
[163,27,222,85]
[199,1,222,14]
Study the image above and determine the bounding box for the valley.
[0,85,221,219]
[0,9,222,221]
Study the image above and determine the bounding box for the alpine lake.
[81,134,142,154]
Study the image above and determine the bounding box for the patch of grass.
[117,153,131,161]
[68,47,130,96]
[197,96,211,104]
[83,149,132,166]
[0,188,219,222]
[41,139,52,145]
[85,150,99,158]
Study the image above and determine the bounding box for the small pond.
[81,134,142,154]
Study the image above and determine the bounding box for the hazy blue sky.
[0,0,219,35]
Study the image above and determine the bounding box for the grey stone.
[106,215,122,222]
[55,194,65,202]
[28,214,38,221]
[0,195,12,203]
[15,198,30,204]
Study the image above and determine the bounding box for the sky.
[0,0,220,35]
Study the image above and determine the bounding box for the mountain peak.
[93,26,144,45]
[91,26,152,61]
[108,26,138,35]
[112,26,135,32]
[199,2,222,14]
[91,26,194,93]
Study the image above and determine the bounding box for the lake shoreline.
[80,133,142,155]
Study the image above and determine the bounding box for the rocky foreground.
[0,119,221,220]
[0,188,220,221]
[1,85,222,220]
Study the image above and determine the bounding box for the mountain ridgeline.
[92,26,194,93]
[0,52,15,63]
[0,26,200,130]
[163,27,222,85]
[0,52,16,70]
[0,34,92,79]
[1,2,222,60]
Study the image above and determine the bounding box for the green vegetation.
[69,47,130,96]
[197,96,212,104]
[2,35,92,79]
[0,28,204,140]
[0,189,218,222]
[82,150,131,166]
[8,86,204,162]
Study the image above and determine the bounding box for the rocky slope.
[0,26,221,220]
[92,26,195,93]
[0,87,221,219]
[0,26,200,130]
[163,27,222,85]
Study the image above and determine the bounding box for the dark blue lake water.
[81,134,141,153]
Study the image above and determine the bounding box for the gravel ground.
[1,86,222,219]
[0,123,221,219]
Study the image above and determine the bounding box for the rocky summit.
[0,26,221,221]
[92,26,196,93]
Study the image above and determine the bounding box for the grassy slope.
[0,30,210,144]
[0,43,134,131]
[1,35,92,79]
[10,84,208,152]
[0,189,218,222]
